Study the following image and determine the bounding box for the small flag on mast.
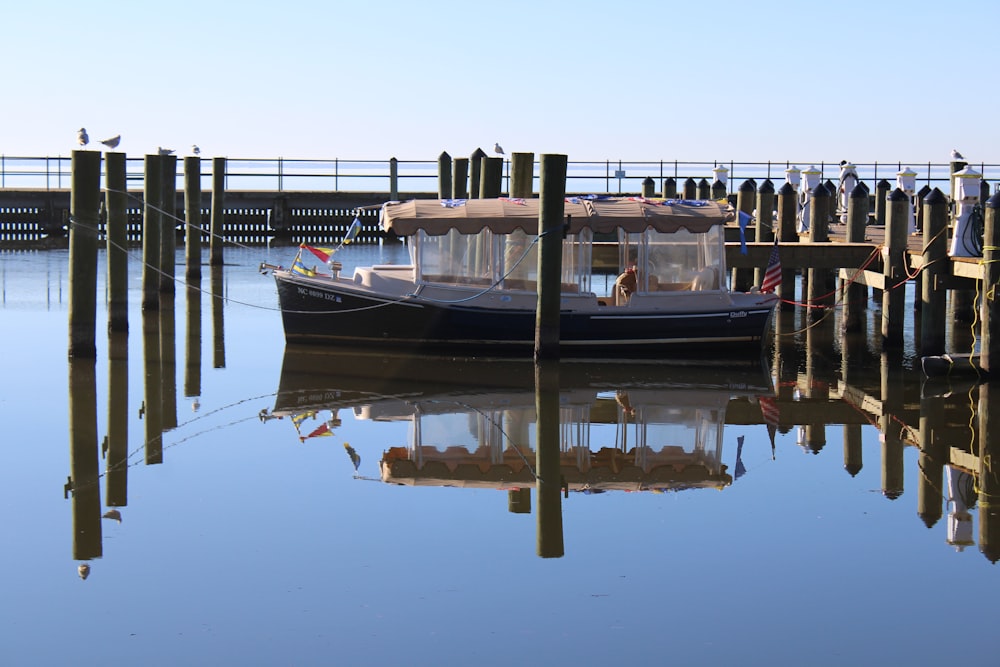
[761,238,781,293]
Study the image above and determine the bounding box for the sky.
[3,0,998,166]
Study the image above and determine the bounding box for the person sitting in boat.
[614,266,638,305]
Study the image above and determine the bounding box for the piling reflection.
[67,358,102,575]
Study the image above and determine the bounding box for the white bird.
[951,149,965,161]
[158,146,175,155]
[494,142,504,156]
[77,128,89,147]
[100,134,121,149]
[191,144,201,155]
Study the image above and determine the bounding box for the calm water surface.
[1,244,997,666]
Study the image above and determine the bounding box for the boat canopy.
[380,197,734,236]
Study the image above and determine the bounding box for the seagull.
[158,146,175,155]
[77,128,89,147]
[100,134,121,150]
[951,149,965,161]
[191,144,201,155]
[102,509,123,523]
[494,142,504,156]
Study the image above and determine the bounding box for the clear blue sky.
[3,0,997,165]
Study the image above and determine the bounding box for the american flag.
[761,238,781,293]
[759,395,780,458]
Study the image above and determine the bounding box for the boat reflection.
[267,347,776,495]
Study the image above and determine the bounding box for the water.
[1,245,998,666]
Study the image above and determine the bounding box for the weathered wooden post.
[469,148,486,199]
[711,177,727,201]
[68,150,102,357]
[510,152,534,198]
[842,184,871,333]
[210,157,225,266]
[184,156,202,283]
[882,189,910,346]
[141,154,162,310]
[641,177,655,198]
[697,178,711,200]
[753,180,775,286]
[159,154,177,296]
[437,151,452,199]
[480,156,503,198]
[806,181,832,319]
[874,179,891,226]
[733,180,756,292]
[662,177,677,199]
[534,154,567,361]
[105,151,129,333]
[683,177,697,200]
[453,157,469,199]
[981,193,1000,376]
[535,360,564,558]
[389,157,399,201]
[776,183,798,309]
[915,184,931,233]
[920,189,949,356]
[68,358,102,566]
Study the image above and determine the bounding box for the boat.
[263,347,777,493]
[265,196,779,357]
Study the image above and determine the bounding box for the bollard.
[210,157,226,266]
[437,151,452,199]
[105,151,128,333]
[141,154,162,311]
[510,152,534,198]
[920,189,949,356]
[662,177,677,199]
[159,154,177,296]
[534,154,568,361]
[68,150,102,358]
[184,156,202,283]
[480,156,503,198]
[469,147,487,199]
[881,189,910,346]
[842,184,871,333]
[452,157,469,199]
[981,193,1000,376]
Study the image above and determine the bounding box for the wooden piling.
[753,180,775,286]
[68,358,102,561]
[881,189,910,346]
[697,178,710,200]
[842,184,871,332]
[662,177,677,199]
[917,389,946,528]
[874,179,890,226]
[880,351,905,499]
[453,157,469,199]
[389,157,399,201]
[920,189,949,356]
[733,180,756,291]
[437,151,452,199]
[184,283,202,399]
[159,292,178,430]
[184,156,202,283]
[711,179,726,201]
[683,177,697,199]
[480,156,503,198]
[642,177,655,198]
[981,193,1000,376]
[141,311,163,464]
[535,360,564,558]
[104,151,128,333]
[159,154,177,295]
[534,154,567,361]
[510,152,534,198]
[105,332,129,507]
[776,183,797,309]
[806,182,832,318]
[141,154,162,310]
[210,157,225,266]
[68,150,102,358]
[469,148,486,199]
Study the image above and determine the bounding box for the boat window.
[621,226,727,292]
[414,228,496,286]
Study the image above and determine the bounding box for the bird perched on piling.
[158,146,175,155]
[100,134,121,150]
[191,144,201,155]
[494,142,504,156]
[77,128,89,147]
[951,149,965,161]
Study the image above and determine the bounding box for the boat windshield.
[619,226,727,292]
